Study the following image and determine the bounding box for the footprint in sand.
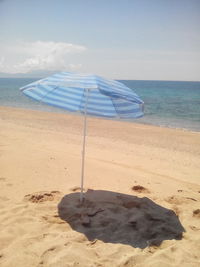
[193,209,200,218]
[39,245,65,266]
[24,191,62,203]
[165,195,197,205]
[189,225,200,231]
[132,185,150,193]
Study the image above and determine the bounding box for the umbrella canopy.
[20,72,144,119]
[20,72,144,201]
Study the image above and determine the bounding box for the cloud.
[0,41,86,73]
[68,63,82,71]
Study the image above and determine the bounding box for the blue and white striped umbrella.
[20,72,144,201]
[20,72,144,119]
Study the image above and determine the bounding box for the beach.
[0,106,200,266]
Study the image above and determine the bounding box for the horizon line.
[0,76,199,83]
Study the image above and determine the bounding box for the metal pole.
[80,88,89,202]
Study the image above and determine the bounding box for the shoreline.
[1,104,200,134]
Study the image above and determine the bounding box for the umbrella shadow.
[58,189,185,249]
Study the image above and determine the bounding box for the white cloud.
[0,41,86,73]
[68,63,82,71]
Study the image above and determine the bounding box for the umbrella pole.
[80,88,89,202]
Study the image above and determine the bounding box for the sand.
[0,106,200,267]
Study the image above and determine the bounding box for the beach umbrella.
[20,72,144,202]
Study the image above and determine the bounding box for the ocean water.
[0,78,200,132]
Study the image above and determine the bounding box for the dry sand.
[0,106,200,267]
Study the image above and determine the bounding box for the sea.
[0,78,200,132]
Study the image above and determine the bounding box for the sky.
[0,0,200,81]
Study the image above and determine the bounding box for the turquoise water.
[0,78,200,132]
